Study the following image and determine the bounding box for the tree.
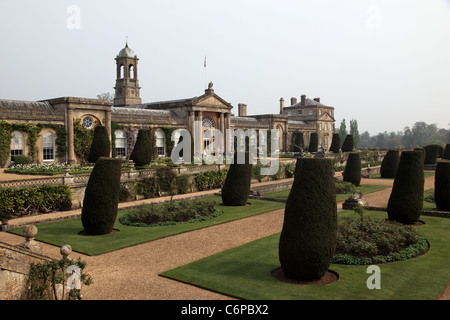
[329,133,340,153]
[87,125,110,163]
[81,157,122,235]
[221,152,253,206]
[349,119,360,149]
[278,158,337,281]
[343,152,361,186]
[380,149,400,178]
[387,150,424,224]
[130,129,155,166]
[341,134,354,152]
[338,119,347,143]
[97,92,115,102]
[308,132,318,152]
[435,160,450,211]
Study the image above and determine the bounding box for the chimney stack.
[290,97,297,106]
[238,103,247,117]
[314,97,320,103]
[280,98,284,114]
[301,95,306,106]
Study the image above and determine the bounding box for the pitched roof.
[0,99,54,110]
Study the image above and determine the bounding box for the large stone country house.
[0,43,335,167]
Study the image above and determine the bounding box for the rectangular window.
[297,110,302,116]
[11,149,23,162]
[43,133,55,161]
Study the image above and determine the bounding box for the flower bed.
[333,216,428,265]
[119,197,223,227]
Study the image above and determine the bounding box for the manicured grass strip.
[161,211,450,300]
[370,171,435,179]
[264,184,390,202]
[9,196,285,256]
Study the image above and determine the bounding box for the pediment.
[194,93,233,110]
[319,112,335,122]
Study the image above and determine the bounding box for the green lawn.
[264,184,390,202]
[370,171,435,179]
[9,196,285,256]
[161,210,450,300]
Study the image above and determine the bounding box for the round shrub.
[343,152,361,186]
[12,155,32,165]
[279,158,337,281]
[443,144,450,160]
[380,149,400,178]
[341,134,354,152]
[308,132,318,153]
[329,133,340,153]
[435,160,450,211]
[87,125,110,163]
[130,129,155,167]
[81,157,122,235]
[387,150,424,224]
[424,144,442,164]
[221,152,253,206]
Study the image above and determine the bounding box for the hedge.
[341,134,354,152]
[308,133,318,153]
[329,133,340,153]
[435,160,450,211]
[0,185,72,220]
[380,149,399,178]
[343,152,361,186]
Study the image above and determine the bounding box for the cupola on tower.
[113,42,142,107]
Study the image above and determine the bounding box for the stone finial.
[60,245,72,258]
[16,224,43,254]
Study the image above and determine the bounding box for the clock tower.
[113,41,142,107]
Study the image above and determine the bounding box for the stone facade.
[0,43,335,166]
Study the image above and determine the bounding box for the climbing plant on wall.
[73,119,96,163]
[162,127,178,157]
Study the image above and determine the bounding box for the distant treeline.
[358,122,449,149]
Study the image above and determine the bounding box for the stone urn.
[63,165,71,176]
[127,161,135,170]
[60,244,72,258]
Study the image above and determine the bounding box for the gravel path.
[1,174,448,300]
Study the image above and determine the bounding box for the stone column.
[220,113,225,154]
[224,113,232,156]
[67,107,76,164]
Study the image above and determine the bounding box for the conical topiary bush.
[343,152,361,186]
[424,144,442,164]
[435,160,450,212]
[308,132,318,153]
[387,150,424,224]
[380,149,400,178]
[341,134,354,152]
[329,133,340,153]
[81,157,122,235]
[87,125,110,163]
[130,129,155,167]
[279,157,337,281]
[221,152,253,206]
[292,131,304,153]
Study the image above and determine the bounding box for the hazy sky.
[0,0,449,135]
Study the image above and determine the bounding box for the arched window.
[120,65,124,79]
[43,132,55,161]
[115,130,127,158]
[202,116,215,128]
[155,130,165,156]
[10,131,24,162]
[129,64,135,79]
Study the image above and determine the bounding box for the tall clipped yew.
[329,133,340,153]
[292,131,304,152]
[424,145,441,164]
[341,134,354,152]
[221,152,253,206]
[343,152,361,186]
[443,144,450,160]
[81,157,122,235]
[279,158,337,281]
[380,149,400,178]
[130,129,155,167]
[308,132,318,153]
[87,125,110,163]
[387,150,424,224]
[435,160,450,211]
